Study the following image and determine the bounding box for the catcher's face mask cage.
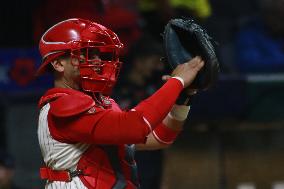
[70,41,122,95]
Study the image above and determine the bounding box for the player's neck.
[54,78,80,91]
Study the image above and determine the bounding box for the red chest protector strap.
[40,167,83,182]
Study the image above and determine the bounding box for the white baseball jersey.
[38,103,90,189]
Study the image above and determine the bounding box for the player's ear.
[51,59,64,73]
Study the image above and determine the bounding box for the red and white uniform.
[37,78,183,189]
[38,101,90,188]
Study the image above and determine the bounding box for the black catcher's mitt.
[163,18,219,91]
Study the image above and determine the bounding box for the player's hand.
[171,56,204,88]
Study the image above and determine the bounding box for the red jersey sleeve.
[48,107,150,145]
[44,78,183,145]
[133,78,183,127]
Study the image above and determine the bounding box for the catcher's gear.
[38,88,96,117]
[37,18,123,95]
[163,18,219,91]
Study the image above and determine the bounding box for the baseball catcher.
[36,18,206,189]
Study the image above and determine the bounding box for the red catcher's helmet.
[37,18,124,95]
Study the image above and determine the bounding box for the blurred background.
[0,0,284,188]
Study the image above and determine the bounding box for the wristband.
[153,123,180,144]
[172,76,184,88]
[168,104,190,121]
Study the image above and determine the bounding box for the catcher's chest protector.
[38,89,139,189]
[78,144,139,189]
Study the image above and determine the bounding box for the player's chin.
[72,73,81,82]
[73,70,80,77]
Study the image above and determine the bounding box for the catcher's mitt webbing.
[163,18,219,90]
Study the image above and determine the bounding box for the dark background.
[0,0,284,188]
